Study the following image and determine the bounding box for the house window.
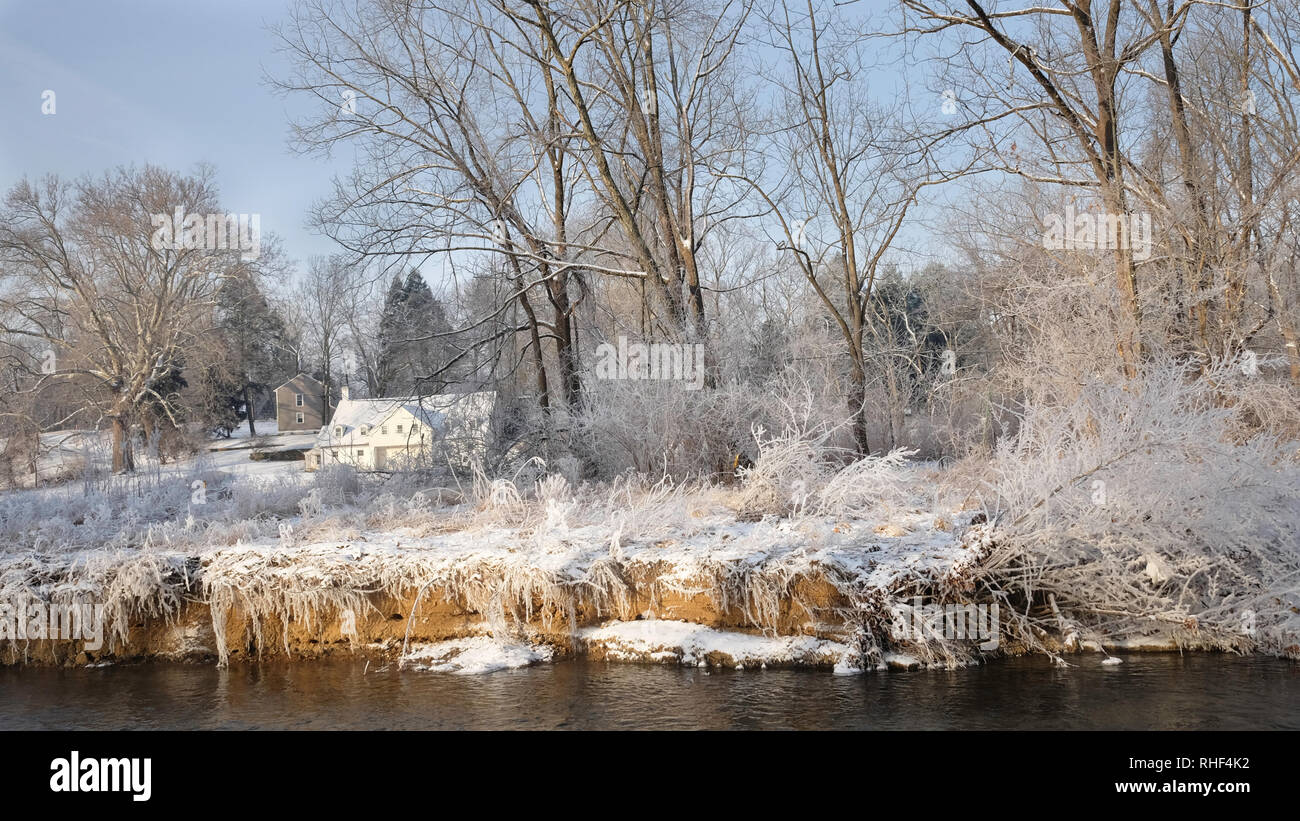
[381,426,388,435]
[396,424,403,434]
[334,426,343,437]
[411,423,419,433]
[296,412,304,424]
[295,393,304,407]
[356,449,364,457]
[360,425,370,435]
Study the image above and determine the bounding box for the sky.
[0,0,349,269]
[0,0,952,287]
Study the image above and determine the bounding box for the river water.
[1,654,1295,730]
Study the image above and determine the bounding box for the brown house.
[275,374,327,432]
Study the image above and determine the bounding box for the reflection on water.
[1,654,1296,730]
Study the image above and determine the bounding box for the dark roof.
[275,373,325,392]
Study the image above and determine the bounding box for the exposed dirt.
[0,573,865,667]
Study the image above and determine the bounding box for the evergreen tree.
[375,274,407,395]
[376,270,452,395]
[217,271,293,435]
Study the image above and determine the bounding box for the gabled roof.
[275,373,324,392]
[313,391,496,448]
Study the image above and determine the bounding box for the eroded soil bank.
[4,491,1278,670]
[1,559,1203,672]
[2,572,896,668]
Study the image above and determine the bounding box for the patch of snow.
[226,419,279,439]
[579,619,856,670]
[882,652,922,670]
[1081,635,1177,652]
[402,637,554,674]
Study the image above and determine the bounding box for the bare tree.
[273,0,589,410]
[296,254,352,407]
[728,0,936,454]
[0,167,242,472]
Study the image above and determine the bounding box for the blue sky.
[0,0,953,285]
[0,0,349,267]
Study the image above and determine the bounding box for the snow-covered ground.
[6,406,1290,672]
[0,441,994,670]
[227,419,280,438]
[578,619,857,670]
[0,422,312,493]
[207,420,317,457]
[0,429,103,487]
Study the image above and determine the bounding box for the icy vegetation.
[980,355,1300,659]
[0,421,994,668]
[2,358,1297,670]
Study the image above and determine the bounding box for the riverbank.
[0,509,1251,672]
[0,508,998,670]
[3,416,1297,670]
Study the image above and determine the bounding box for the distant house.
[275,374,327,432]
[304,388,495,472]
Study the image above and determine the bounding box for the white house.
[304,388,495,472]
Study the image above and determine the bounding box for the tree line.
[4,0,1299,480]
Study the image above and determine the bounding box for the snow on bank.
[192,509,992,664]
[394,622,950,675]
[0,453,997,666]
[397,620,865,675]
[0,501,993,665]
[402,637,554,674]
[579,618,857,670]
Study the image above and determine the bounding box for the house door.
[374,447,387,469]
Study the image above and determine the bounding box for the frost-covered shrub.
[574,356,866,481]
[981,354,1300,656]
[311,464,361,507]
[575,379,755,479]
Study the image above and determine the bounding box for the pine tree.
[217,271,293,435]
[376,270,451,395]
[375,274,408,395]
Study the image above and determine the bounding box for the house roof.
[275,373,324,392]
[312,391,495,449]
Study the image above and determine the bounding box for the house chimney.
[340,385,350,400]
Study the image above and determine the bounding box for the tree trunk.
[552,296,579,407]
[141,412,160,464]
[884,362,903,451]
[849,361,871,457]
[244,382,258,436]
[30,428,39,484]
[111,416,134,474]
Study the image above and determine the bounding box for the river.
[1,654,1295,730]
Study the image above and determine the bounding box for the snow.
[226,419,279,439]
[402,637,554,674]
[206,422,316,467]
[579,618,857,670]
[0,429,105,487]
[207,433,316,454]
[0,447,1002,668]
